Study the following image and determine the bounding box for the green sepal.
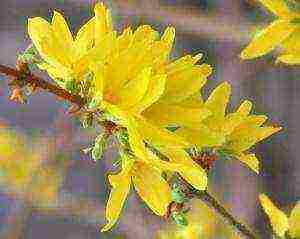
[171,183,188,204]
[171,211,188,227]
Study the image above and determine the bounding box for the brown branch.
[177,172,258,239]
[193,190,258,239]
[0,63,86,107]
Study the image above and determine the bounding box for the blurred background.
[0,0,299,238]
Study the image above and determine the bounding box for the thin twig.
[0,63,86,107]
[193,189,258,239]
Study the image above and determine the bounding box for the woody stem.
[192,189,258,239]
[0,63,86,106]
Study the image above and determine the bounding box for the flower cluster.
[24,2,281,232]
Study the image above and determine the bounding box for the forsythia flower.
[175,82,281,173]
[45,3,208,231]
[240,0,300,64]
[27,2,211,230]
[28,6,95,84]
[259,194,300,238]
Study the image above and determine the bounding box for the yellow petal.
[161,26,175,57]
[117,27,133,52]
[132,73,167,114]
[132,162,172,216]
[289,202,300,238]
[256,0,294,18]
[161,64,212,104]
[74,17,95,57]
[144,103,211,129]
[94,2,113,46]
[236,100,253,116]
[37,62,71,81]
[134,117,191,149]
[228,126,281,153]
[175,125,225,148]
[154,159,208,191]
[277,54,300,65]
[259,194,289,237]
[237,153,260,174]
[90,63,104,99]
[51,11,73,48]
[101,175,131,232]
[240,20,296,60]
[28,17,61,65]
[205,82,231,117]
[281,28,300,54]
[117,67,152,110]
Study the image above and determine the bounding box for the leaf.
[91,133,108,161]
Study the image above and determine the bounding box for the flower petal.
[289,202,300,238]
[117,67,152,110]
[74,17,95,57]
[94,2,113,46]
[143,103,211,129]
[277,54,300,65]
[205,82,231,118]
[240,20,296,60]
[132,73,167,114]
[259,194,289,237]
[237,153,260,174]
[161,64,212,104]
[101,175,131,232]
[256,0,294,18]
[154,159,208,191]
[175,125,225,148]
[132,162,172,216]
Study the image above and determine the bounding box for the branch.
[193,189,258,239]
[0,63,86,107]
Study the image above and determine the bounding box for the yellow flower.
[175,82,281,173]
[0,127,64,206]
[83,2,211,231]
[101,153,172,232]
[240,0,300,64]
[259,194,300,238]
[27,5,97,82]
[101,114,208,231]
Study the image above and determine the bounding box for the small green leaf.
[91,133,108,161]
[171,212,188,227]
[171,183,187,203]
[65,80,78,94]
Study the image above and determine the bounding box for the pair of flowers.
[27,2,280,231]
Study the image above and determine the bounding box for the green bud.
[171,212,188,227]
